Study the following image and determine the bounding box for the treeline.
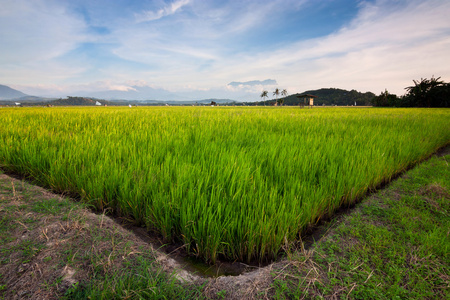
[299,88,374,106]
[255,88,375,106]
[373,76,450,107]
[51,97,101,106]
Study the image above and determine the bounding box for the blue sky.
[1,0,449,100]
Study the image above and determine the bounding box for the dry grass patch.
[0,173,180,299]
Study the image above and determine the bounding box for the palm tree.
[260,90,268,106]
[405,76,444,107]
[280,89,288,106]
[273,88,280,106]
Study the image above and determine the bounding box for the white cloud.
[204,0,450,96]
[113,1,309,66]
[0,0,92,86]
[135,0,190,22]
[11,80,139,97]
[0,0,88,64]
[70,81,139,93]
[3,0,450,100]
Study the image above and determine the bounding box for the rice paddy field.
[0,106,449,264]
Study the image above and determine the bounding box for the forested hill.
[274,88,375,106]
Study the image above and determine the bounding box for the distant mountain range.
[0,84,241,102]
[42,97,237,106]
[0,84,376,106]
[82,85,258,102]
[86,86,187,101]
[0,84,28,100]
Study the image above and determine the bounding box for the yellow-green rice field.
[1,106,449,263]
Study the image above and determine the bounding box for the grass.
[0,172,204,299]
[1,107,449,264]
[31,197,74,215]
[270,151,450,299]
[67,255,205,300]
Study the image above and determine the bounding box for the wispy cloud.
[205,0,450,96]
[0,0,88,64]
[0,0,92,86]
[228,79,277,87]
[12,80,138,97]
[2,0,450,100]
[135,0,190,22]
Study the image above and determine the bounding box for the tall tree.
[279,89,288,106]
[273,88,280,106]
[405,76,444,107]
[372,89,398,107]
[260,90,268,106]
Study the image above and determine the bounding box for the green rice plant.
[0,107,449,263]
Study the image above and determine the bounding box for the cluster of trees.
[373,76,450,107]
[258,88,374,106]
[302,88,374,106]
[260,88,288,106]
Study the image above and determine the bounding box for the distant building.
[296,94,317,108]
